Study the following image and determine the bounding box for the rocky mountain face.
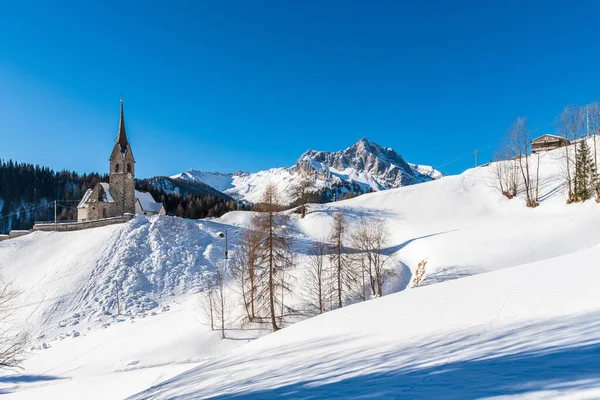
[295,138,441,191]
[167,138,442,204]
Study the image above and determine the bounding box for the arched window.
[115,163,120,172]
[127,163,132,173]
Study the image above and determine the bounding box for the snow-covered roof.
[77,189,93,208]
[135,190,164,213]
[99,183,114,203]
[531,134,568,143]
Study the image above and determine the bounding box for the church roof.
[77,189,93,208]
[135,190,164,213]
[117,99,129,153]
[99,183,114,202]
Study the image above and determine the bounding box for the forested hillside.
[0,160,244,233]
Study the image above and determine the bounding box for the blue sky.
[1,0,600,178]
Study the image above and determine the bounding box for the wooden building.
[531,134,570,154]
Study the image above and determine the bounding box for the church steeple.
[117,96,129,153]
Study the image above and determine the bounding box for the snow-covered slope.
[3,138,600,399]
[173,138,441,203]
[131,243,600,399]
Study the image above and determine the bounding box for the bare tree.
[199,264,229,339]
[329,211,353,308]
[491,144,519,199]
[555,105,585,203]
[0,278,28,369]
[507,118,539,207]
[351,218,394,297]
[585,102,600,199]
[215,262,227,339]
[231,222,264,323]
[287,176,316,218]
[255,183,293,332]
[302,239,332,314]
[412,259,428,287]
[198,273,217,331]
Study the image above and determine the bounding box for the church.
[77,100,165,222]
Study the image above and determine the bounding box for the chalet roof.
[531,134,569,143]
[116,99,129,153]
[135,190,164,213]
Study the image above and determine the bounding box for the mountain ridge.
[171,138,442,203]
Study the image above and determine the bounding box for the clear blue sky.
[1,0,600,178]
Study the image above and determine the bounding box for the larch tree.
[231,219,264,323]
[256,183,293,332]
[328,211,353,308]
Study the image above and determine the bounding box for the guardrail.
[33,220,78,225]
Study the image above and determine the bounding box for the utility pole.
[475,149,479,167]
[114,280,120,315]
[54,200,57,232]
[587,105,591,137]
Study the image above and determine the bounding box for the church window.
[115,163,120,172]
[127,163,132,173]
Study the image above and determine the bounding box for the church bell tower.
[109,98,136,216]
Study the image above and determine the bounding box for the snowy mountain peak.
[170,140,441,203]
[296,138,437,192]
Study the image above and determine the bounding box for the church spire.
[117,95,129,153]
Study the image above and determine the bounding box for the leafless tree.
[215,262,227,339]
[255,183,293,331]
[302,239,332,314]
[412,259,428,287]
[491,144,519,199]
[198,273,217,331]
[351,218,394,297]
[0,278,28,369]
[507,118,539,207]
[329,211,354,308]
[287,176,316,218]
[555,105,585,203]
[231,221,264,323]
[199,263,229,339]
[585,102,600,199]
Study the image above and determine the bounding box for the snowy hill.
[131,243,600,399]
[133,242,600,399]
[3,139,600,398]
[172,138,442,203]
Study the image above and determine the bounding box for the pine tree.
[574,140,592,202]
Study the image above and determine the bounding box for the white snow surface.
[131,243,600,399]
[2,139,600,398]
